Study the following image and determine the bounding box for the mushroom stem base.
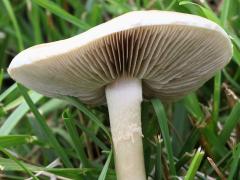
[106,78,146,180]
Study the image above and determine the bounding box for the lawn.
[0,0,240,179]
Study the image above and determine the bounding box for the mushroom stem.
[106,78,146,180]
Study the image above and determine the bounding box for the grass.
[0,0,240,179]
[185,148,205,180]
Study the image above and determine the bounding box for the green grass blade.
[63,109,91,168]
[0,174,25,180]
[219,101,240,143]
[0,157,91,179]
[27,1,43,44]
[185,148,205,180]
[0,147,39,180]
[4,96,25,112]
[46,168,93,179]
[63,96,111,139]
[17,84,72,167]
[0,83,17,102]
[228,143,240,180]
[166,0,177,10]
[232,44,240,66]
[179,1,220,24]
[0,135,36,148]
[3,90,40,112]
[172,101,188,155]
[155,136,163,180]
[0,92,42,135]
[223,69,240,92]
[2,0,24,51]
[151,99,176,176]
[76,121,109,151]
[38,99,66,115]
[32,0,90,30]
[231,33,240,50]
[212,72,221,129]
[178,129,200,157]
[0,69,3,90]
[183,93,204,121]
[202,127,228,156]
[183,93,227,157]
[220,0,231,27]
[0,157,42,171]
[98,150,112,180]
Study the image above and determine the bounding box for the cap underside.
[9,24,231,104]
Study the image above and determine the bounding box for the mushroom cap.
[8,10,232,104]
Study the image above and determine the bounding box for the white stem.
[106,78,146,180]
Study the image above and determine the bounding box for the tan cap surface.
[8,10,232,104]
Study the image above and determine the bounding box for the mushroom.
[8,11,232,180]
